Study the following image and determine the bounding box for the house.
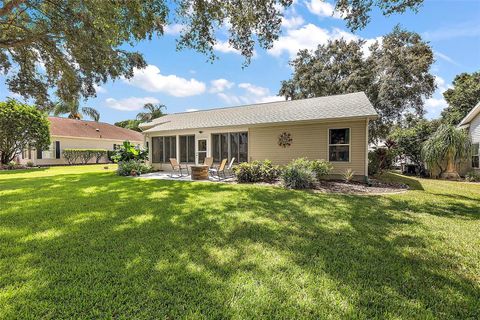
[458,101,480,173]
[140,92,378,180]
[19,117,143,166]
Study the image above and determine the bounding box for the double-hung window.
[472,143,479,169]
[329,128,350,162]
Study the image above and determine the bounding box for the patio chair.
[169,158,189,177]
[209,158,228,180]
[226,157,236,177]
[203,157,214,168]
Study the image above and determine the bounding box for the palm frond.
[82,107,100,121]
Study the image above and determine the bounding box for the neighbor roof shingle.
[49,117,143,141]
[141,92,377,133]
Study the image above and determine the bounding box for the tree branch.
[0,0,28,17]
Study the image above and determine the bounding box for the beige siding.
[249,120,367,176]
[19,136,143,166]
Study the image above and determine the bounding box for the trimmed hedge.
[62,149,107,165]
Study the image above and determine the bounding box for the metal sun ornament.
[278,132,292,148]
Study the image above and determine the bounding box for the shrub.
[26,161,34,167]
[63,149,107,165]
[117,160,152,176]
[234,160,281,183]
[310,159,333,180]
[465,171,480,182]
[281,158,315,189]
[112,141,148,163]
[7,161,17,170]
[342,168,355,183]
[368,147,395,175]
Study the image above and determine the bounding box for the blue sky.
[1,0,479,124]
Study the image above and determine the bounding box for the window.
[55,141,61,159]
[36,148,42,159]
[180,135,195,163]
[212,132,248,163]
[329,128,350,162]
[472,143,479,169]
[113,144,117,150]
[151,136,176,163]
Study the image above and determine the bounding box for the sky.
[1,0,479,124]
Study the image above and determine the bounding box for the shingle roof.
[141,92,377,133]
[49,117,143,141]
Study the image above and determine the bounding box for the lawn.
[0,165,479,319]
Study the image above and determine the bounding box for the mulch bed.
[314,179,408,195]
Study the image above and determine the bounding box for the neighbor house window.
[151,136,176,163]
[36,148,43,159]
[212,132,248,163]
[179,135,195,163]
[329,128,350,162]
[472,143,479,168]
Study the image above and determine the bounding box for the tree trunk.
[440,151,460,180]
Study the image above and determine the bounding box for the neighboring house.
[458,101,480,173]
[19,117,143,166]
[140,92,378,180]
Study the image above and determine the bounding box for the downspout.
[365,117,370,184]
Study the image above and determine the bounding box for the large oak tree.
[441,71,480,125]
[279,26,436,141]
[1,0,423,107]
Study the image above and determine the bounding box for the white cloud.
[213,40,240,55]
[164,23,184,35]
[306,0,342,19]
[216,83,283,106]
[282,14,305,29]
[105,97,160,111]
[434,75,452,93]
[269,24,358,58]
[93,84,107,94]
[424,75,453,119]
[185,108,199,112]
[435,51,461,67]
[238,83,270,96]
[209,79,235,93]
[123,65,206,97]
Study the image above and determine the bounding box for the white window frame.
[472,143,479,169]
[328,127,351,163]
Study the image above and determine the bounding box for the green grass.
[0,165,479,319]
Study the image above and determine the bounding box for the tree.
[1,0,424,106]
[389,118,439,175]
[114,120,142,132]
[422,125,471,179]
[279,26,436,142]
[0,99,50,164]
[51,100,100,121]
[441,71,480,125]
[136,103,166,122]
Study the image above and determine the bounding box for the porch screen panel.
[212,134,221,162]
[230,133,239,162]
[220,133,228,161]
[151,137,163,163]
[239,132,248,162]
[180,135,195,163]
[188,136,195,162]
[164,136,176,161]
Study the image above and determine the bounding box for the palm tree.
[136,103,166,122]
[422,124,471,179]
[51,99,100,121]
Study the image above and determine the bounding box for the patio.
[136,171,235,182]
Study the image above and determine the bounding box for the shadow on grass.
[0,167,49,175]
[0,172,479,318]
[374,172,425,190]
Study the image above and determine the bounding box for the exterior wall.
[249,119,368,176]
[19,136,143,166]
[145,118,369,177]
[463,112,480,174]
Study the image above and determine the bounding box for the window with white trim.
[329,128,350,162]
[472,143,479,169]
